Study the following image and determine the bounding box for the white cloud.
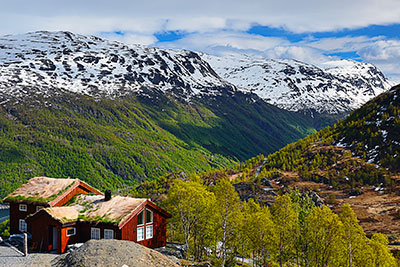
[1,0,400,35]
[358,40,400,60]
[303,36,383,52]
[100,32,157,46]
[265,46,334,66]
[158,32,288,55]
[157,31,335,65]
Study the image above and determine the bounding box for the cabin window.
[104,229,114,239]
[146,209,153,224]
[36,206,44,212]
[19,204,27,212]
[91,227,100,240]
[146,225,153,239]
[137,210,144,226]
[137,227,144,241]
[66,227,76,237]
[19,219,27,232]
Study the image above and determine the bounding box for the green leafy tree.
[244,199,277,266]
[271,194,298,267]
[303,206,345,267]
[213,179,241,267]
[369,233,397,267]
[0,219,10,238]
[165,179,215,259]
[290,191,315,266]
[339,204,373,267]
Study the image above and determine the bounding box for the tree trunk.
[222,217,227,267]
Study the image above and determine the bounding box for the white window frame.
[146,209,153,224]
[104,229,114,239]
[66,227,76,237]
[36,206,44,212]
[19,219,27,232]
[137,227,144,241]
[146,225,153,239]
[19,204,27,212]
[91,227,100,240]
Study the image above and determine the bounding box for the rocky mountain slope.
[0,31,230,104]
[202,54,392,115]
[0,31,391,114]
[142,84,399,240]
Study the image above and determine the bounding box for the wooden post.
[24,233,28,257]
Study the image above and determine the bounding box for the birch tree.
[213,179,241,267]
[303,206,345,267]
[270,194,298,267]
[339,203,373,267]
[166,179,215,259]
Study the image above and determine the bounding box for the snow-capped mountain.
[201,54,392,114]
[0,31,392,116]
[0,31,231,104]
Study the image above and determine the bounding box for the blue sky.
[1,0,400,81]
[152,23,400,82]
[154,23,400,61]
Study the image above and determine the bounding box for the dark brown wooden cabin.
[26,194,171,253]
[3,177,102,234]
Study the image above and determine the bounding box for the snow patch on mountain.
[0,31,230,102]
[201,54,392,114]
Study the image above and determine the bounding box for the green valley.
[0,90,315,200]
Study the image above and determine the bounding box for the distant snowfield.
[201,54,392,114]
[0,31,392,115]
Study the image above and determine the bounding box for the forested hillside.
[259,84,400,189]
[0,89,315,200]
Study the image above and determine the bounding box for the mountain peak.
[201,54,392,115]
[0,31,230,104]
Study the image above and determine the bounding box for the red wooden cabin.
[26,194,171,253]
[3,177,102,234]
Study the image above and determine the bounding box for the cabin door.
[51,226,57,250]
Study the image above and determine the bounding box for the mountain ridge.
[201,53,392,115]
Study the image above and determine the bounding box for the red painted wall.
[29,212,61,252]
[53,184,100,207]
[121,204,167,248]
[9,183,100,234]
[28,202,169,253]
[9,203,47,234]
[78,222,121,244]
